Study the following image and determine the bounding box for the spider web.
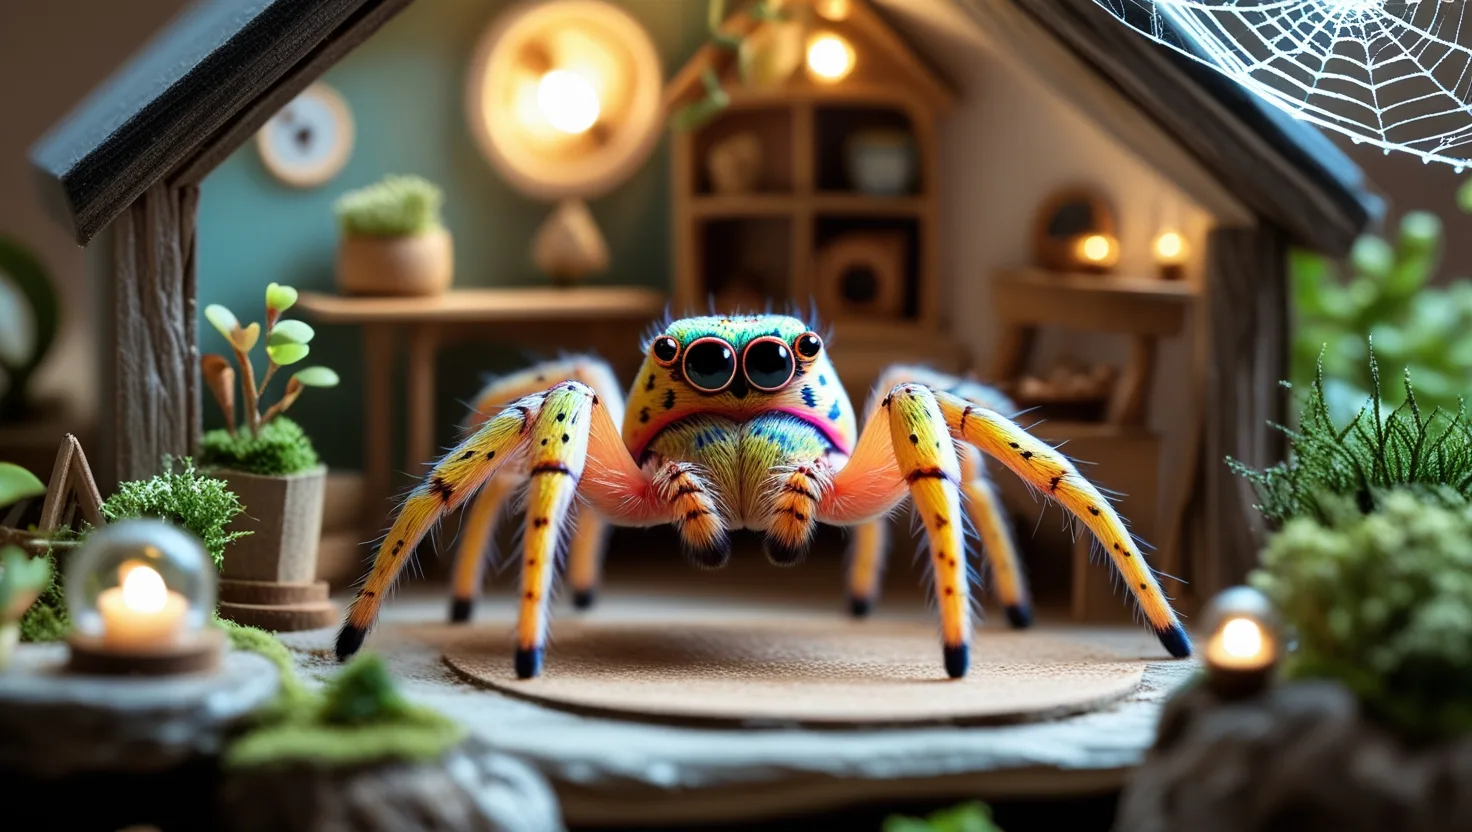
[1091,1,1472,170]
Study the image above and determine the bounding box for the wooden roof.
[29,0,412,245]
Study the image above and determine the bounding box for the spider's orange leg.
[566,511,610,609]
[935,389,1190,657]
[845,517,887,617]
[448,473,518,623]
[959,444,1032,629]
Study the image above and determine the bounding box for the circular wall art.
[256,82,355,188]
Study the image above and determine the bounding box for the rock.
[0,643,281,778]
[218,737,564,832]
[1116,679,1472,832]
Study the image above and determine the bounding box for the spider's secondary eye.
[683,337,737,393]
[795,332,823,360]
[743,337,795,392]
[652,336,680,365]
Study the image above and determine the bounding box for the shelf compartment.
[690,194,794,218]
[700,217,793,310]
[814,105,919,194]
[691,108,793,196]
[813,192,925,216]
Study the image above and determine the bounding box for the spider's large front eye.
[683,337,737,393]
[651,335,680,366]
[743,337,795,392]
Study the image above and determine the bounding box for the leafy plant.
[1229,349,1472,526]
[201,282,338,456]
[1251,488,1472,738]
[101,457,248,569]
[670,0,802,131]
[334,174,444,237]
[885,802,1004,832]
[0,545,52,667]
[202,416,320,477]
[0,462,45,509]
[18,549,66,643]
[0,236,60,422]
[1291,209,1472,422]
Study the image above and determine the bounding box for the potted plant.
[334,174,452,297]
[201,283,339,629]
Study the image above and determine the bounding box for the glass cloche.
[66,519,216,651]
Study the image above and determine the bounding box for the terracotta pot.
[218,466,326,584]
[335,227,453,297]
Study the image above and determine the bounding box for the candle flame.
[121,563,168,614]
[1219,616,1264,659]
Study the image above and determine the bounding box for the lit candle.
[1200,585,1281,697]
[96,562,188,650]
[1153,229,1188,280]
[1204,616,1273,670]
[1072,232,1119,271]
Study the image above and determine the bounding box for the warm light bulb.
[1219,617,1264,660]
[814,0,852,20]
[1153,230,1186,263]
[806,33,856,82]
[121,564,168,614]
[537,69,600,134]
[1078,234,1112,263]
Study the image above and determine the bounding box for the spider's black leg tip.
[514,646,545,679]
[1004,603,1033,629]
[1156,622,1193,659]
[687,536,731,569]
[449,597,474,624]
[943,643,969,679]
[335,624,367,663]
[763,535,809,567]
[572,589,597,611]
[848,595,873,619]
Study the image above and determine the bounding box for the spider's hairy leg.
[566,511,610,609]
[336,390,544,661]
[959,444,1032,629]
[449,473,518,623]
[935,390,1191,658]
[650,460,729,567]
[764,463,830,566]
[845,518,887,617]
[514,382,596,679]
[887,384,971,679]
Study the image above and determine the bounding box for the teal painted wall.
[197,0,706,470]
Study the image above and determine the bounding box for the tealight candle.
[1200,585,1281,697]
[96,561,188,650]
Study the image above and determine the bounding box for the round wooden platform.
[441,617,1147,728]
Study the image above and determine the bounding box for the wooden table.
[296,287,666,532]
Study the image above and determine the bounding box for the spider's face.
[623,314,856,455]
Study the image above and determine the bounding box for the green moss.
[100,457,247,569]
[17,550,66,642]
[1252,489,1472,738]
[1230,350,1472,525]
[220,622,465,771]
[884,802,1004,832]
[200,416,320,477]
[334,174,443,237]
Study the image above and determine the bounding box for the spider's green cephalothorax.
[338,313,1192,680]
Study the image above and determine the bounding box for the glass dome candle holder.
[65,519,225,676]
[1200,585,1281,698]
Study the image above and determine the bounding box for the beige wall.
[0,0,192,416]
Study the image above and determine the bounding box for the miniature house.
[28,0,1379,617]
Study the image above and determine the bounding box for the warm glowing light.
[1153,230,1187,263]
[121,564,167,614]
[537,69,601,134]
[814,0,852,20]
[1076,233,1114,263]
[806,33,856,82]
[1219,617,1264,660]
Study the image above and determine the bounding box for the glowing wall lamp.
[1071,232,1119,273]
[1200,585,1281,697]
[806,32,856,83]
[1153,229,1189,280]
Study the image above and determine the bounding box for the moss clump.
[221,626,465,771]
[885,802,1004,832]
[201,416,320,477]
[334,174,444,237]
[1230,350,1472,525]
[17,550,66,642]
[100,456,248,569]
[1251,489,1472,738]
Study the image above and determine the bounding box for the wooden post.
[109,182,201,486]
[1201,225,1289,596]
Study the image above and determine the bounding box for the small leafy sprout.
[0,462,45,508]
[201,283,338,441]
[0,545,54,668]
[884,802,1004,832]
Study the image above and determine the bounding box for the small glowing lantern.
[1200,585,1281,697]
[1071,232,1119,272]
[66,519,223,676]
[536,68,601,135]
[1152,229,1189,280]
[806,33,856,83]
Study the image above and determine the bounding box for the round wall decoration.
[256,82,355,188]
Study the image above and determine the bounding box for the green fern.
[1230,347,1472,525]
